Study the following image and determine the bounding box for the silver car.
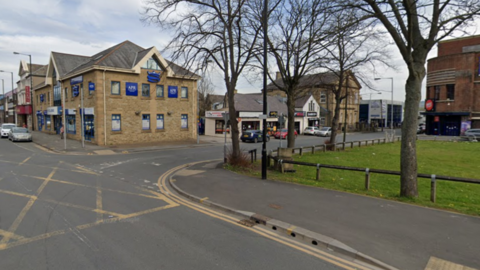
[1,123,16,138]
[8,127,32,142]
[464,129,480,141]
[316,127,332,137]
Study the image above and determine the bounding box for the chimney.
[276,72,281,80]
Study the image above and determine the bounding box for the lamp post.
[13,52,34,130]
[261,0,269,180]
[374,77,394,131]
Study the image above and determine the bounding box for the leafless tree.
[141,0,262,160]
[322,10,392,146]
[249,0,333,148]
[340,0,480,197]
[197,74,215,116]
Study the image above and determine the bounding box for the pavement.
[172,161,480,270]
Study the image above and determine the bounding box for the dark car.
[241,130,270,143]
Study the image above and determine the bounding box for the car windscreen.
[2,125,15,130]
[13,128,29,133]
[321,127,330,131]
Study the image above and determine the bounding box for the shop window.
[112,81,120,95]
[434,85,440,100]
[181,87,188,99]
[66,115,76,134]
[45,116,52,130]
[156,85,164,98]
[112,114,121,131]
[142,114,150,130]
[447,84,455,100]
[142,84,150,97]
[320,92,326,103]
[181,114,188,129]
[156,114,164,129]
[215,120,227,134]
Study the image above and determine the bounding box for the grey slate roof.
[234,94,288,115]
[52,52,90,77]
[295,95,310,108]
[266,72,339,91]
[32,65,48,76]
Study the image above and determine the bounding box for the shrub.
[226,147,253,169]
[324,139,334,151]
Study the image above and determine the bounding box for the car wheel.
[254,138,258,143]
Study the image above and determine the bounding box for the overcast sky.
[0,0,476,102]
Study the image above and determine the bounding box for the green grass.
[230,141,480,216]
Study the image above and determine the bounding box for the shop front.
[36,111,44,131]
[80,108,95,142]
[47,106,62,134]
[306,112,320,127]
[424,112,469,136]
[15,105,32,128]
[65,109,77,135]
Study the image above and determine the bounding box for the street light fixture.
[13,52,34,130]
[374,77,394,131]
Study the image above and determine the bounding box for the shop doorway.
[84,115,95,141]
[54,116,62,134]
[295,122,301,133]
[37,115,44,131]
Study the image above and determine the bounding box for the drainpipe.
[103,69,107,146]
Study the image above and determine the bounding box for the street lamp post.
[14,52,34,130]
[374,77,394,131]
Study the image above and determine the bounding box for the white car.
[1,123,16,138]
[304,126,320,135]
[316,127,332,137]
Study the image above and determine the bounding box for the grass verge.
[228,140,480,216]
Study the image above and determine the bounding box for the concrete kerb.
[168,161,398,270]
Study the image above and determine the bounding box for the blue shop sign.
[126,82,138,96]
[43,110,48,115]
[147,71,161,83]
[168,86,178,98]
[89,82,95,91]
[36,110,42,115]
[72,85,80,97]
[40,94,44,102]
[47,106,62,115]
[71,76,83,85]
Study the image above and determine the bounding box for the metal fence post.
[323,145,326,152]
[316,164,321,181]
[279,159,284,173]
[300,147,303,156]
[365,168,370,190]
[312,146,315,154]
[431,174,436,203]
[351,142,354,148]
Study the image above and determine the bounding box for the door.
[84,115,95,141]
[54,116,62,134]
[37,115,43,131]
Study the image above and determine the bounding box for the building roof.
[207,94,225,104]
[266,71,340,91]
[32,65,48,76]
[234,94,288,115]
[51,52,91,77]
[295,95,310,108]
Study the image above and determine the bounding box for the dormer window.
[142,57,162,70]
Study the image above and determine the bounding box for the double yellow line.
[157,161,373,270]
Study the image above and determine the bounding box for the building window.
[447,84,455,100]
[181,114,188,129]
[181,87,188,99]
[66,115,76,134]
[112,114,121,131]
[142,84,150,97]
[308,100,315,111]
[47,92,50,104]
[156,114,164,129]
[434,85,440,100]
[156,85,164,98]
[112,81,120,95]
[64,87,68,100]
[320,92,326,103]
[142,114,150,130]
[45,115,52,130]
[141,57,162,70]
[320,117,326,126]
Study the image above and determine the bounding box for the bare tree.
[198,74,215,116]
[141,0,262,160]
[322,10,391,146]
[340,0,480,197]
[249,0,333,148]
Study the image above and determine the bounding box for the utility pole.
[261,0,268,180]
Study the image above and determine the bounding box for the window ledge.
[111,131,122,134]
[110,95,122,99]
[180,128,189,131]
[155,129,165,133]
[181,98,189,101]
[142,129,152,133]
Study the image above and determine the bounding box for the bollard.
[383,138,386,144]
[300,147,303,156]
[280,159,285,173]
[251,151,254,163]
[378,139,381,144]
[365,168,370,190]
[358,141,361,147]
[431,174,436,203]
[351,142,354,149]
[316,164,321,181]
[254,149,257,161]
[372,140,375,145]
[312,146,315,154]
[333,144,336,151]
[323,145,326,152]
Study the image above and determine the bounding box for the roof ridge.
[52,51,89,58]
[94,40,143,65]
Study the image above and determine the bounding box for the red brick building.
[425,35,480,136]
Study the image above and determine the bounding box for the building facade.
[359,99,404,128]
[33,41,199,146]
[425,35,480,136]
[16,61,47,129]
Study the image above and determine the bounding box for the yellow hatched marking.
[19,156,32,166]
[0,168,57,244]
[0,229,25,240]
[424,257,478,270]
[96,178,103,221]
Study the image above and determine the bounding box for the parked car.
[303,126,320,135]
[464,129,480,141]
[241,130,270,143]
[1,123,16,138]
[8,127,32,142]
[316,127,332,137]
[274,129,298,139]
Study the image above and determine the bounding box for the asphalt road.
[0,136,377,270]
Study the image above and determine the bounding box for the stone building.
[425,35,480,135]
[16,62,47,129]
[33,40,199,146]
[265,71,361,130]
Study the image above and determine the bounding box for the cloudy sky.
[0,0,475,102]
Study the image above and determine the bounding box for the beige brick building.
[33,41,199,146]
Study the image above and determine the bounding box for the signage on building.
[72,85,80,97]
[71,76,83,85]
[269,111,278,117]
[79,108,95,115]
[294,111,305,117]
[40,94,44,102]
[15,105,32,115]
[126,82,138,96]
[47,106,62,115]
[239,112,262,118]
[89,82,95,92]
[434,116,440,122]
[147,71,161,83]
[66,109,76,115]
[205,111,226,118]
[168,86,178,98]
[25,86,31,103]
[43,110,48,115]
[425,99,435,112]
[307,112,317,117]
[369,100,386,119]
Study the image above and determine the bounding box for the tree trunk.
[226,84,240,160]
[286,92,296,148]
[400,64,425,197]
[329,97,342,145]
